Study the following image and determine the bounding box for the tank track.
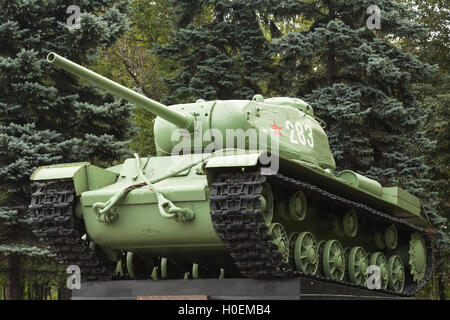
[209,171,433,297]
[29,180,115,281]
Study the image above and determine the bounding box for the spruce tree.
[271,0,436,192]
[0,0,132,299]
[155,0,351,104]
[402,0,450,298]
[155,0,287,103]
[158,0,440,296]
[421,72,450,299]
[159,0,436,194]
[94,0,175,156]
[271,0,439,295]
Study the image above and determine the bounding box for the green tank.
[29,53,431,295]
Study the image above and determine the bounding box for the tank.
[29,53,432,295]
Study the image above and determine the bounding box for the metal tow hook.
[92,190,126,224]
[134,153,195,222]
[156,193,195,222]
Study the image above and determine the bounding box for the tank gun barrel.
[47,52,194,130]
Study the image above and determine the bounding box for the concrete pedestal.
[71,277,413,300]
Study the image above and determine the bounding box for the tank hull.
[82,197,230,266]
[78,154,232,269]
[68,153,429,286]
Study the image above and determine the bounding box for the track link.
[209,170,433,297]
[29,181,115,281]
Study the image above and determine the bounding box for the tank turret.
[47,53,336,170]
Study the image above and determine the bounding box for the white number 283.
[285,120,314,148]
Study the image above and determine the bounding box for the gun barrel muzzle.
[47,52,193,130]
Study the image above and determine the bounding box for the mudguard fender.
[30,163,118,196]
[204,151,276,184]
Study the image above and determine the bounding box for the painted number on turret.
[285,120,314,148]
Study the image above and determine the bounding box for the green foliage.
[415,57,450,301]
[0,0,134,197]
[400,0,450,72]
[93,0,176,156]
[269,1,436,200]
[0,255,68,300]
[0,0,132,299]
[0,207,20,227]
[0,0,447,300]
[160,0,437,198]
[0,245,51,258]
[155,0,291,103]
[399,0,450,299]
[158,0,447,299]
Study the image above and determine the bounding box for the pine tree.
[159,0,436,194]
[157,0,441,297]
[422,72,450,299]
[271,0,441,296]
[0,0,132,299]
[154,0,290,103]
[93,0,175,156]
[401,0,450,299]
[271,0,436,191]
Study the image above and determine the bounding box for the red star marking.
[270,121,283,136]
